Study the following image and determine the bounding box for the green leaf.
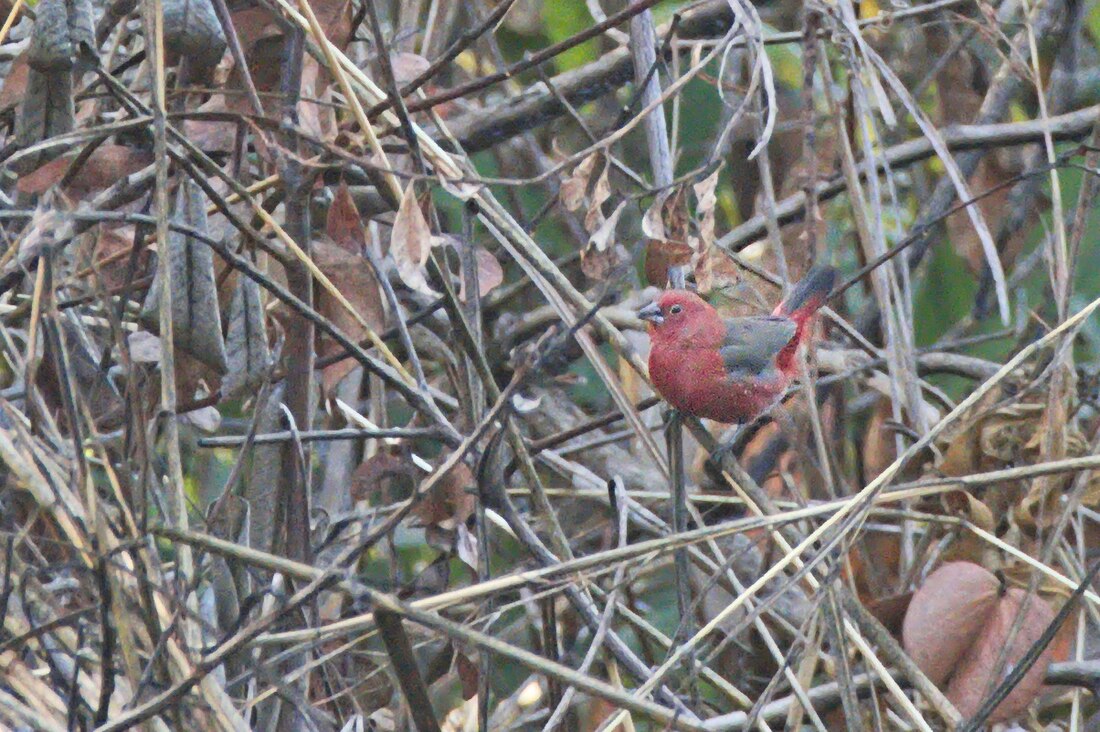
[541,0,598,72]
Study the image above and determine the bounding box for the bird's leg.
[705,422,745,471]
[660,405,679,431]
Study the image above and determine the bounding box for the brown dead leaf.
[941,490,995,532]
[413,463,475,530]
[934,387,1088,526]
[326,180,366,254]
[862,399,896,483]
[298,58,338,143]
[938,490,998,565]
[311,0,353,48]
[866,592,913,638]
[694,169,720,249]
[582,200,626,281]
[228,7,283,93]
[18,145,152,200]
[392,52,430,86]
[644,241,692,287]
[350,452,414,502]
[559,153,599,212]
[459,248,503,301]
[642,187,692,286]
[183,95,240,155]
[455,650,479,701]
[583,164,612,235]
[231,0,352,89]
[90,224,145,290]
[692,240,716,293]
[390,184,438,296]
[313,238,385,394]
[0,51,29,114]
[845,531,901,605]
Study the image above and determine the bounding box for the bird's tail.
[773,265,837,324]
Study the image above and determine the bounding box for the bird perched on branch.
[638,266,836,424]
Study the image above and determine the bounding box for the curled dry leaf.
[694,169,720,248]
[582,200,627,281]
[642,187,692,286]
[560,152,599,212]
[391,183,439,297]
[350,452,414,502]
[458,248,504,302]
[903,561,1066,722]
[691,171,738,293]
[577,161,627,280]
[941,490,995,532]
[127,331,162,364]
[413,462,475,531]
[583,164,612,235]
[181,405,221,433]
[455,523,479,572]
[939,490,997,565]
[935,390,1089,525]
[391,52,430,86]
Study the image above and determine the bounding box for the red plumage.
[639,267,836,423]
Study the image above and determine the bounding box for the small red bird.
[638,266,836,423]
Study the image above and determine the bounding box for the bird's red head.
[637,290,717,345]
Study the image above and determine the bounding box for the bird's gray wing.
[719,316,796,377]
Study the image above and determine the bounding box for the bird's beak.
[637,301,664,326]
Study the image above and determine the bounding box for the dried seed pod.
[143,179,229,373]
[27,0,94,72]
[223,274,270,397]
[162,0,226,72]
[244,383,283,554]
[14,68,74,156]
[15,0,93,172]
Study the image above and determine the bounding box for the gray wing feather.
[720,316,796,377]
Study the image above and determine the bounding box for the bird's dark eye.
[669,304,683,315]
